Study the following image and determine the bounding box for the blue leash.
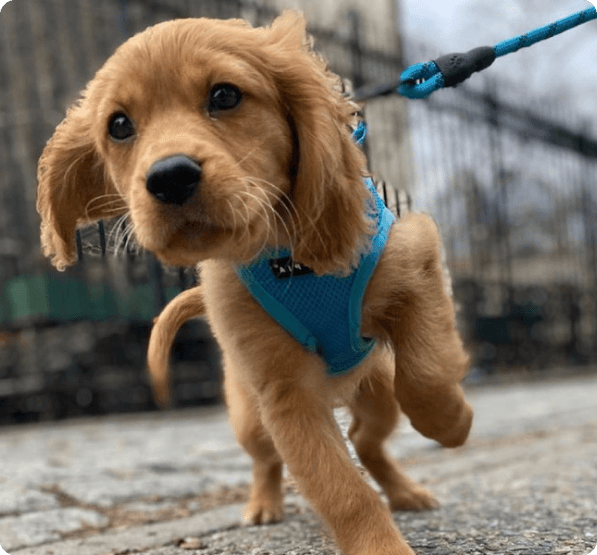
[355,6,597,101]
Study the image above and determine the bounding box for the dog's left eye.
[208,84,243,114]
[108,112,136,142]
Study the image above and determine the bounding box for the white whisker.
[243,182,296,253]
[240,191,272,256]
[106,215,128,249]
[122,222,139,255]
[109,216,137,257]
[244,176,325,261]
[226,198,242,243]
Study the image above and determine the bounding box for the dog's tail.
[147,285,206,408]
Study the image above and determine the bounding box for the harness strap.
[235,178,395,375]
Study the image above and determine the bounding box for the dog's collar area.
[236,178,395,376]
[269,257,314,279]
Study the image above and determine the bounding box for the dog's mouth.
[133,210,228,260]
[132,200,269,268]
[126,161,290,266]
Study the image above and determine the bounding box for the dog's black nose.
[146,155,202,206]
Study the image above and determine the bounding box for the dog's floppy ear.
[37,95,124,271]
[265,12,373,275]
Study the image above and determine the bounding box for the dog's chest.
[236,178,396,376]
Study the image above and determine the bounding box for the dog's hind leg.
[348,356,438,511]
[224,366,284,525]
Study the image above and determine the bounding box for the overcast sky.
[400,0,597,118]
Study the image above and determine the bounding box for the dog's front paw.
[433,400,473,448]
[406,386,473,449]
[389,483,439,512]
[243,495,284,525]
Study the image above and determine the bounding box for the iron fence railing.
[409,77,597,370]
[0,0,405,422]
[1,0,597,423]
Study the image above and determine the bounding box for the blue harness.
[236,177,395,375]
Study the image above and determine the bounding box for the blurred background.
[1,0,596,424]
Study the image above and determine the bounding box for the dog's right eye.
[108,113,136,142]
[208,84,243,114]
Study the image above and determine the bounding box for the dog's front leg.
[257,371,415,555]
[201,262,415,554]
[381,213,473,448]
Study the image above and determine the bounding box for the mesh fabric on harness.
[236,178,395,375]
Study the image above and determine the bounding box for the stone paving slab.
[12,423,592,555]
[0,488,60,516]
[9,504,247,555]
[0,509,109,551]
[97,425,597,555]
[1,373,596,555]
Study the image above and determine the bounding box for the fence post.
[347,9,374,166]
[484,79,513,306]
[118,0,130,37]
[347,10,365,90]
[147,254,167,315]
[579,130,597,290]
[578,128,597,359]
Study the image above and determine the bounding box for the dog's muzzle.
[146,155,202,206]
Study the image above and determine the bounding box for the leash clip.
[398,61,445,99]
[398,46,496,99]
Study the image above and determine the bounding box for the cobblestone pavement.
[1,373,596,555]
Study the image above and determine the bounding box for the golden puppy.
[37,12,472,555]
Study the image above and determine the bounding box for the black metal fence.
[0,0,251,423]
[1,0,596,423]
[407,76,597,372]
[0,0,405,423]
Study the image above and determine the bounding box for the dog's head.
[37,12,372,274]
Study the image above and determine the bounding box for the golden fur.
[148,285,206,407]
[37,12,472,555]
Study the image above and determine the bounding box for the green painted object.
[0,273,181,327]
